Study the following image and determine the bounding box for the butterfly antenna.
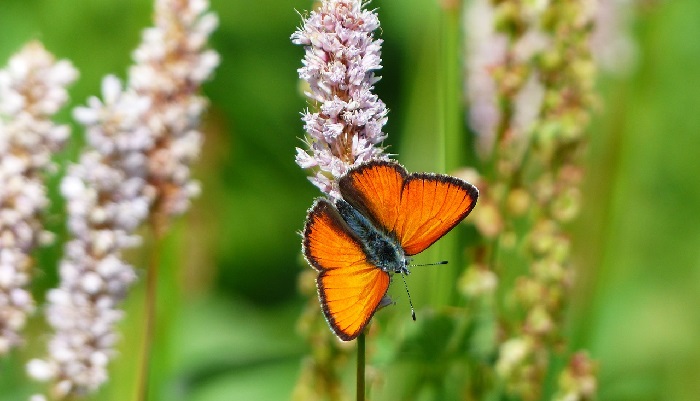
[400,271,416,321]
[409,260,448,267]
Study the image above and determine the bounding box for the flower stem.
[137,220,164,401]
[431,1,464,306]
[357,331,366,401]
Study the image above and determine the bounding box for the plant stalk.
[357,331,366,401]
[137,213,166,401]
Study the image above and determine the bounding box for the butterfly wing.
[339,161,478,256]
[395,174,478,255]
[303,199,390,341]
[338,160,407,232]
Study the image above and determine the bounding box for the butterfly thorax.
[335,199,409,274]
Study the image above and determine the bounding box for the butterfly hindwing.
[339,161,478,256]
[302,199,390,340]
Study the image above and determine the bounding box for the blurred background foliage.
[0,0,699,400]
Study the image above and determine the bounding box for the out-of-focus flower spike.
[130,0,220,226]
[28,75,151,398]
[29,0,218,398]
[0,41,77,355]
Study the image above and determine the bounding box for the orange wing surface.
[338,160,407,232]
[395,174,478,255]
[303,199,390,341]
[339,161,478,256]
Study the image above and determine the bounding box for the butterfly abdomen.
[335,199,405,273]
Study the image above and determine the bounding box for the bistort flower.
[0,41,77,354]
[28,0,219,398]
[292,0,389,196]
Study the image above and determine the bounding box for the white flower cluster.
[28,0,218,397]
[131,0,220,219]
[292,0,388,196]
[27,77,151,397]
[0,42,77,354]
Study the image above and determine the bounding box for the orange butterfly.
[302,160,479,341]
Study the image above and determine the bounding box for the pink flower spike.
[292,0,389,196]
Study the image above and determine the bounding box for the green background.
[0,0,699,400]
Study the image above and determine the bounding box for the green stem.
[136,228,163,401]
[357,331,366,401]
[430,0,464,307]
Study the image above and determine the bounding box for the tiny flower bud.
[458,264,498,298]
[496,337,531,378]
[507,188,531,216]
[525,305,554,335]
[474,201,504,239]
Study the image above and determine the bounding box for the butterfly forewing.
[303,199,391,341]
[338,160,407,232]
[396,175,478,255]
